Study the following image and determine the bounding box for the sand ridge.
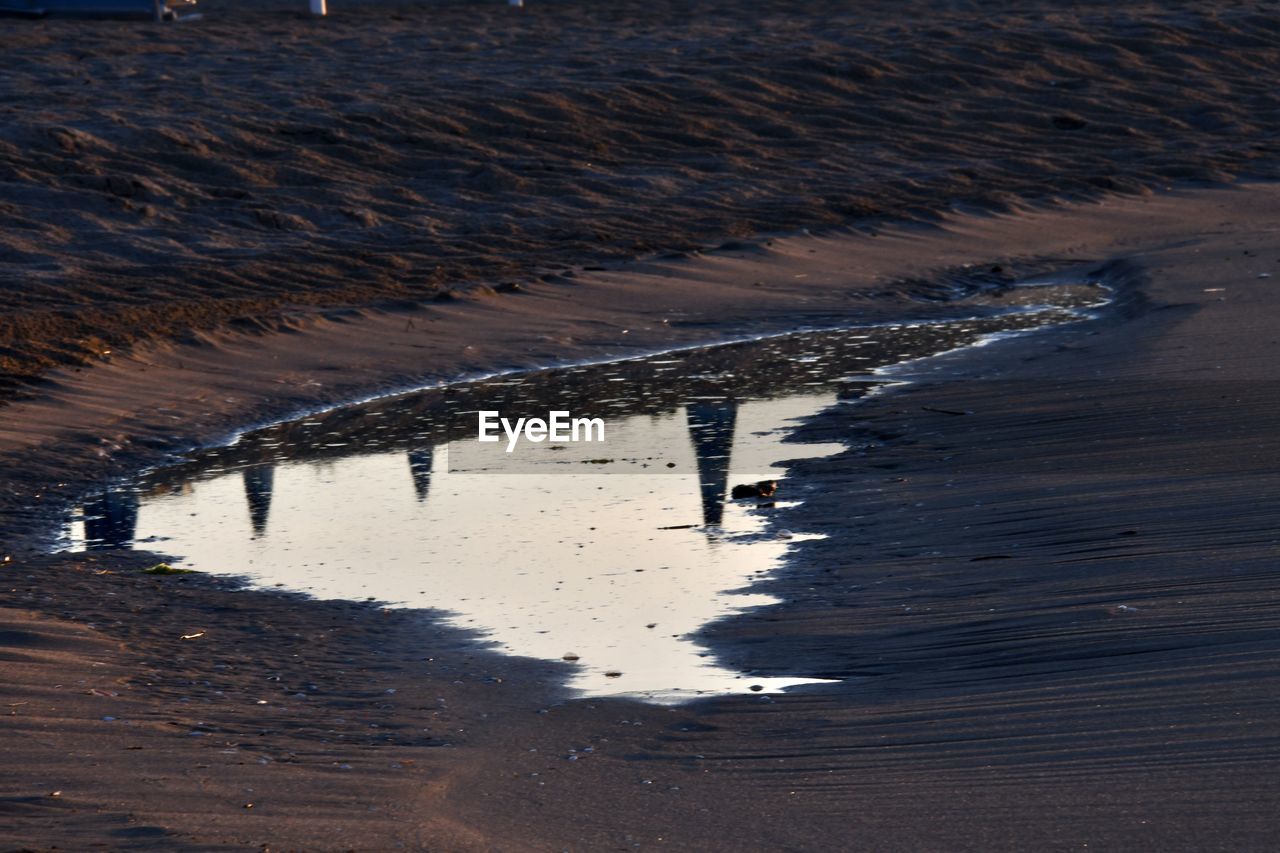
[3,0,1279,388]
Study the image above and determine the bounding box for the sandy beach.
[3,0,1280,849]
[3,0,1278,391]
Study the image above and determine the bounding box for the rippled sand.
[2,0,1278,387]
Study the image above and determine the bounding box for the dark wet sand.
[4,0,1280,846]
[3,186,1280,849]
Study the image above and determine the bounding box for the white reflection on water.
[67,284,1108,703]
[75,395,845,702]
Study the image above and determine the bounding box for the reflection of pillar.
[685,400,738,528]
[243,465,275,537]
[82,489,139,550]
[408,448,434,503]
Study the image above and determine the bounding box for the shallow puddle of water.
[65,282,1106,703]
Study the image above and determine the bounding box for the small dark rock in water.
[749,684,764,692]
[731,480,778,500]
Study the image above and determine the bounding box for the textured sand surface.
[2,186,1280,849]
[2,0,1279,389]
[4,0,1280,847]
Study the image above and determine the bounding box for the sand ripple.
[1,0,1277,387]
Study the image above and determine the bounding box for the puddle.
[64,282,1107,703]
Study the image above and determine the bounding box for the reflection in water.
[686,400,739,528]
[243,465,275,538]
[407,449,434,503]
[66,283,1107,702]
[81,489,139,551]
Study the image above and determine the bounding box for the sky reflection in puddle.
[66,283,1105,703]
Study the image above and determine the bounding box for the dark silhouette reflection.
[407,449,434,503]
[82,489,139,550]
[122,300,1103,489]
[242,465,275,537]
[81,292,1106,557]
[685,399,739,527]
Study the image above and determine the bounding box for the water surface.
[67,282,1106,703]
